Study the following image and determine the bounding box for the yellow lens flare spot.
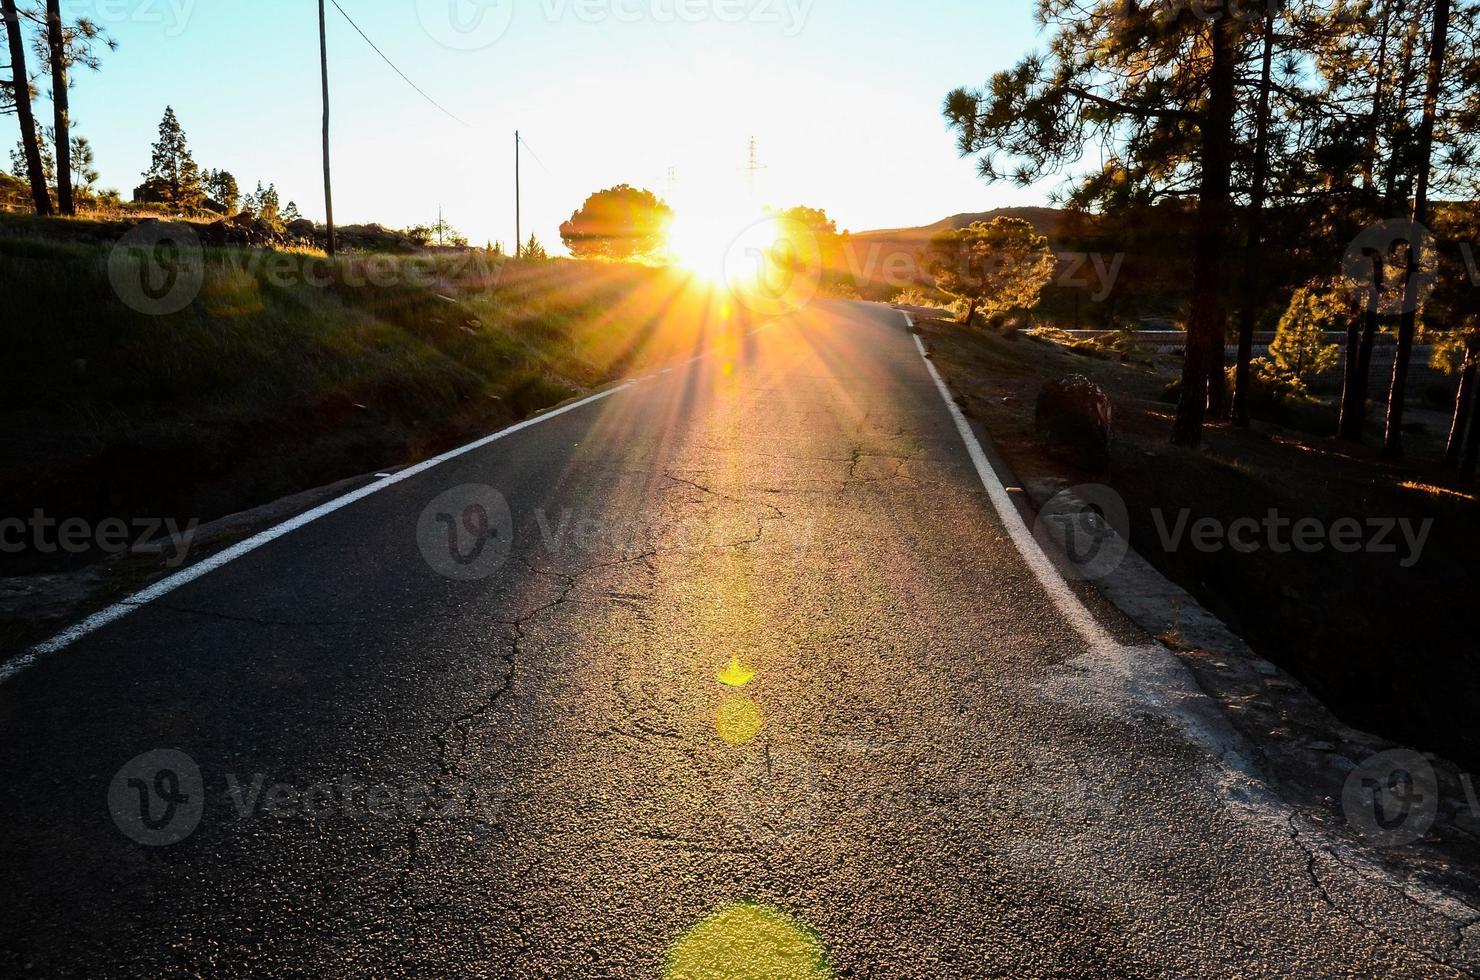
[717,656,755,688]
[665,901,833,980]
[715,695,763,746]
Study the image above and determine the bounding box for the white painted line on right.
[908,316,1119,653]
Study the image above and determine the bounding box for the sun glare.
[664,204,782,288]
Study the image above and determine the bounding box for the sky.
[6,0,1057,250]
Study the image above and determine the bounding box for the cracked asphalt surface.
[1,301,1476,977]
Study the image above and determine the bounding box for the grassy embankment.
[0,214,739,577]
[914,311,1480,769]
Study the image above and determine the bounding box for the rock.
[286,218,316,239]
[201,213,285,249]
[1035,374,1112,471]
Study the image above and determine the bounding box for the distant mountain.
[841,207,1077,300]
[852,206,1068,243]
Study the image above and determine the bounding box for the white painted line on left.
[0,382,637,687]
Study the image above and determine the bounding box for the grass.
[0,216,745,577]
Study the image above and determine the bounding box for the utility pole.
[319,0,337,257]
[742,136,768,199]
[515,130,522,258]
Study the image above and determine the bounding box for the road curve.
[0,301,1468,977]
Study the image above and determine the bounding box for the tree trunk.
[1445,338,1478,468]
[44,0,71,214]
[1464,383,1480,479]
[1340,1,1394,441]
[1207,311,1228,419]
[1383,0,1450,460]
[963,297,980,329]
[1341,255,1383,440]
[2,0,52,215]
[1172,10,1236,448]
[1232,5,1276,428]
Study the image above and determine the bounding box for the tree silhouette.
[141,106,203,210]
[2,0,50,213]
[945,3,1253,446]
[205,169,239,213]
[559,185,672,260]
[35,1,112,214]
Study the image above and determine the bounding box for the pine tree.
[68,133,96,191]
[205,169,239,213]
[142,106,203,210]
[39,3,112,214]
[945,1,1251,447]
[2,0,51,213]
[253,181,281,228]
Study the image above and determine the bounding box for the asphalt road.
[0,301,1471,977]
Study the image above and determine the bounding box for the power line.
[328,0,468,127]
[517,132,555,177]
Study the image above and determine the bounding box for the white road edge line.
[0,382,637,686]
[907,315,1119,653]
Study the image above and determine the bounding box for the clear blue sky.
[8,0,1054,248]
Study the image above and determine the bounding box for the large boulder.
[1035,374,1112,471]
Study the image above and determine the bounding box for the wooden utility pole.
[515,130,522,258]
[319,0,337,257]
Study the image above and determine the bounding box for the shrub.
[1269,284,1345,391]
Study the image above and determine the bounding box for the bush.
[1269,284,1345,391]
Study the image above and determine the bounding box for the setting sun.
[664,203,780,287]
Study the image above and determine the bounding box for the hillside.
[852,205,1070,244]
